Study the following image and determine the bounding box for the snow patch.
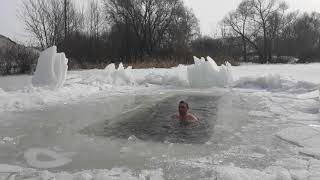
[140,169,164,180]
[32,46,68,89]
[297,90,319,99]
[248,111,273,118]
[289,169,309,180]
[215,165,291,180]
[138,65,188,87]
[0,163,304,180]
[288,112,319,121]
[0,164,23,173]
[273,158,309,170]
[0,88,5,94]
[24,148,73,169]
[234,74,282,90]
[0,166,165,180]
[234,74,319,94]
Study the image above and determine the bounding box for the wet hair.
[179,100,189,109]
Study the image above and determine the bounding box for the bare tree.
[20,0,84,49]
[167,5,200,49]
[222,0,260,61]
[249,0,287,62]
[268,9,297,58]
[289,12,320,61]
[222,0,291,63]
[87,0,105,39]
[20,0,48,48]
[104,0,191,55]
[64,0,68,40]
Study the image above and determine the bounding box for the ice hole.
[82,95,219,144]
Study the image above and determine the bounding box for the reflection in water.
[103,95,219,144]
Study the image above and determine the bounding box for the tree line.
[18,0,199,69]
[220,0,320,63]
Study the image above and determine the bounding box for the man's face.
[179,103,188,115]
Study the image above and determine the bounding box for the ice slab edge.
[276,126,320,160]
[187,56,233,88]
[32,46,68,89]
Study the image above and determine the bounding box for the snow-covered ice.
[0,54,320,179]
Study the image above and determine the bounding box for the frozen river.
[0,61,319,179]
[0,89,300,178]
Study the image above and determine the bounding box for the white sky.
[184,0,320,36]
[1,0,320,44]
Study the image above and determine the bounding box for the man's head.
[178,101,189,116]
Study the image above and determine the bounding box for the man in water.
[172,101,198,123]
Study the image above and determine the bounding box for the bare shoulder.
[187,113,199,122]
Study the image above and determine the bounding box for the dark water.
[101,95,219,144]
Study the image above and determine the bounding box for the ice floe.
[187,56,233,88]
[104,63,134,85]
[276,126,320,147]
[32,46,68,89]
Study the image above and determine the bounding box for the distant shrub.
[0,45,39,75]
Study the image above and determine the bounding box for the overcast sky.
[1,0,320,44]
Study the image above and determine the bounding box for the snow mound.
[234,74,319,93]
[135,57,232,88]
[187,56,233,88]
[104,63,134,85]
[248,111,273,118]
[234,74,282,90]
[32,46,68,89]
[138,65,188,86]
